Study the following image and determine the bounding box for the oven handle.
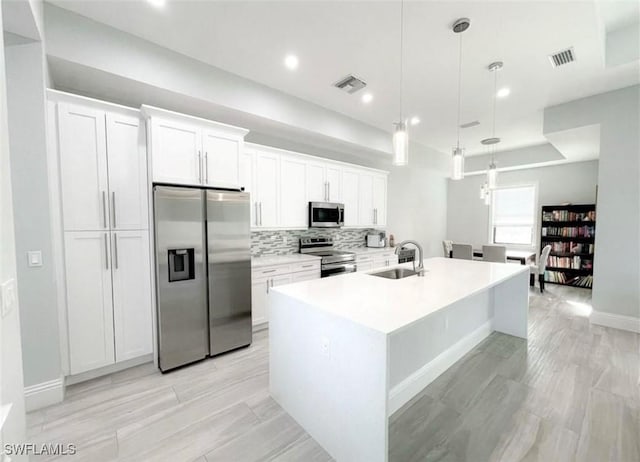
[322,262,357,271]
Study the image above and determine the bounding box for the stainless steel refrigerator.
[154,186,252,371]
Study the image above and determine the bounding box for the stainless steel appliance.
[154,186,252,372]
[367,231,386,248]
[299,237,356,277]
[309,202,344,228]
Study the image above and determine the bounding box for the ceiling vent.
[549,47,576,68]
[460,120,480,129]
[333,75,367,94]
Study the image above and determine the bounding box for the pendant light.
[484,61,503,189]
[451,18,470,180]
[392,0,408,166]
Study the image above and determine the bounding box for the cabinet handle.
[205,152,209,183]
[112,192,117,228]
[329,183,331,201]
[198,151,202,183]
[254,202,259,226]
[262,269,276,274]
[302,264,313,268]
[102,191,107,228]
[113,233,119,269]
[325,182,329,201]
[266,279,270,294]
[259,202,263,226]
[104,233,109,270]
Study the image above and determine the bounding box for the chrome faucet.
[395,240,425,276]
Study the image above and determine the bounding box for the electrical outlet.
[320,336,331,358]
[1,278,17,318]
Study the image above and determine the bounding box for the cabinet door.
[240,150,256,227]
[307,161,327,202]
[342,170,360,227]
[326,165,342,202]
[280,155,307,228]
[202,129,241,189]
[358,173,374,226]
[291,270,320,283]
[254,151,279,227]
[271,274,293,288]
[111,230,153,362]
[151,118,201,185]
[372,174,387,227]
[251,279,269,326]
[106,113,148,230]
[58,103,108,231]
[64,231,115,374]
[356,260,375,272]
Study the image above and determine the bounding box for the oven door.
[309,202,344,228]
[321,262,357,278]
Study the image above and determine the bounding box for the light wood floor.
[28,285,638,461]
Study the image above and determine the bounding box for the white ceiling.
[47,0,640,156]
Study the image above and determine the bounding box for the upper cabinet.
[142,106,248,189]
[57,102,148,232]
[242,143,388,230]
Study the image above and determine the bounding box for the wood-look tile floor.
[28,285,639,461]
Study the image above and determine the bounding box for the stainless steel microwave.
[309,202,344,228]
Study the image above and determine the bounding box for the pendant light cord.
[456,32,463,149]
[491,66,498,162]
[399,0,404,124]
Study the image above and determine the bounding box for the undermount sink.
[368,267,419,280]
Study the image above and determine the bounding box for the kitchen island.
[268,257,530,462]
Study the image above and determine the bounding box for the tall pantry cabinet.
[51,94,152,376]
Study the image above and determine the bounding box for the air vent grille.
[333,75,367,94]
[460,120,480,129]
[549,47,576,68]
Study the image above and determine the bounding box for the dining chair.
[530,245,552,293]
[482,245,507,263]
[451,243,473,260]
[442,240,453,258]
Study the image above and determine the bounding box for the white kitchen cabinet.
[372,174,387,227]
[202,129,241,189]
[143,106,248,189]
[240,149,255,225]
[358,173,375,226]
[111,231,153,362]
[150,118,201,186]
[291,269,320,283]
[251,279,269,326]
[64,231,115,374]
[342,170,360,227]
[254,151,280,228]
[280,155,308,228]
[106,113,148,230]
[373,254,398,268]
[307,161,342,203]
[58,103,109,231]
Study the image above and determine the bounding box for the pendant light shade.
[451,18,470,180]
[393,122,409,166]
[452,147,465,180]
[480,61,503,194]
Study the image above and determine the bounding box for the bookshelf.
[540,204,595,288]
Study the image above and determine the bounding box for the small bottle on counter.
[389,234,395,248]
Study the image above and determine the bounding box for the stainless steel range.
[299,237,356,278]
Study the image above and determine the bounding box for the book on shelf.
[543,241,594,254]
[542,209,596,222]
[544,271,593,288]
[541,225,595,238]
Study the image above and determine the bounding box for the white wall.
[447,160,599,251]
[0,5,27,457]
[5,41,61,388]
[544,85,640,321]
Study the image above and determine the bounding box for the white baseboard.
[24,377,64,412]
[388,321,493,415]
[590,311,640,333]
[66,354,153,386]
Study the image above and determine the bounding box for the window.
[491,185,536,246]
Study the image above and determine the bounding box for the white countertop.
[252,253,321,269]
[272,257,529,334]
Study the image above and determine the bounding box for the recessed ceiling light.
[410,116,420,126]
[284,55,299,70]
[361,93,373,104]
[496,87,510,98]
[147,0,166,8]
